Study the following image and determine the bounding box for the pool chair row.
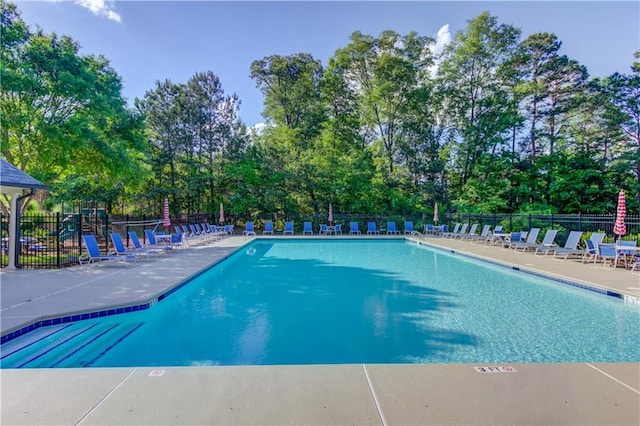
[80,230,177,266]
[242,221,418,236]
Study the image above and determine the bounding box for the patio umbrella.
[433,202,439,225]
[163,198,171,229]
[219,202,225,224]
[613,189,626,241]
[328,203,333,223]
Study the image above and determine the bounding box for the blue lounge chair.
[367,222,379,235]
[263,221,274,235]
[596,243,620,267]
[80,235,134,266]
[129,231,170,254]
[470,224,491,243]
[451,223,469,239]
[144,229,174,253]
[404,221,414,234]
[442,223,460,238]
[334,224,342,234]
[424,224,435,235]
[283,221,294,235]
[319,224,328,235]
[461,223,478,240]
[110,232,150,261]
[303,222,313,235]
[534,230,559,255]
[243,222,256,236]
[552,231,584,259]
[349,222,361,235]
[512,228,541,251]
[386,222,400,235]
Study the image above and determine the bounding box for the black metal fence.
[1,212,638,269]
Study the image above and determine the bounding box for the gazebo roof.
[0,158,48,193]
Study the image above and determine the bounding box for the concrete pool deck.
[1,234,639,425]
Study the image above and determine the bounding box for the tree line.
[1,1,638,220]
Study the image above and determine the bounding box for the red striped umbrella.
[219,202,225,224]
[433,202,439,224]
[163,198,171,229]
[613,190,626,239]
[328,203,333,223]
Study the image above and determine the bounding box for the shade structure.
[328,203,333,223]
[433,202,439,224]
[219,202,225,223]
[613,190,626,238]
[163,198,171,228]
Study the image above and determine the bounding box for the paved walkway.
[1,235,639,425]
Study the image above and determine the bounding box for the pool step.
[0,321,143,368]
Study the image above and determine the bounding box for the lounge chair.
[367,222,379,235]
[303,222,313,235]
[551,231,584,259]
[452,223,469,239]
[386,222,400,235]
[442,223,460,238]
[319,224,328,235]
[461,224,478,240]
[596,243,620,268]
[424,224,435,235]
[283,221,294,235]
[404,222,414,234]
[129,231,169,255]
[502,231,522,249]
[349,222,361,235]
[144,229,175,253]
[512,228,541,252]
[243,222,256,236]
[79,235,135,266]
[334,224,342,234]
[470,224,491,243]
[263,221,274,235]
[484,225,504,245]
[110,232,150,261]
[533,229,559,255]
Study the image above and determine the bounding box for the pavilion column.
[7,192,21,270]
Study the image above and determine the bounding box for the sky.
[13,1,640,127]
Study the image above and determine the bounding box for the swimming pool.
[2,239,639,368]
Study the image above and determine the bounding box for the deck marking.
[474,366,517,373]
[362,365,387,426]
[148,369,165,377]
[75,367,138,425]
[586,363,640,395]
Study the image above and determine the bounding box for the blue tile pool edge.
[408,238,640,305]
[0,243,250,345]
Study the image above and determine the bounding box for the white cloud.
[428,24,451,77]
[75,0,122,22]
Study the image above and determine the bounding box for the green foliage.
[2,2,638,218]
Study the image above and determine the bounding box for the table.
[615,244,639,269]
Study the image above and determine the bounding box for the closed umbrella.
[163,198,171,230]
[328,203,333,223]
[613,190,626,240]
[433,202,439,225]
[219,202,225,224]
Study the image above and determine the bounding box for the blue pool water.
[2,239,639,368]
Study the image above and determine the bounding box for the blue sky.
[14,1,640,127]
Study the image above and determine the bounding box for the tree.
[0,0,146,213]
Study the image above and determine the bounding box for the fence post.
[578,213,582,232]
[56,212,61,268]
[528,214,531,230]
